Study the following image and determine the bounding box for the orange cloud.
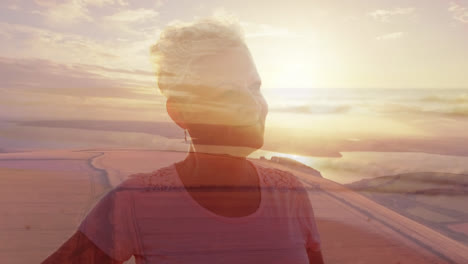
[369,7,415,22]
[36,0,129,24]
[103,8,159,23]
[0,57,154,99]
[449,2,468,23]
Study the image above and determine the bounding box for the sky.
[1,0,468,158]
[1,0,468,96]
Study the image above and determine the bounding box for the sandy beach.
[1,149,467,263]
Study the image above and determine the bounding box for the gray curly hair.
[150,16,246,98]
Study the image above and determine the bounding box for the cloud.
[369,7,415,22]
[376,31,405,40]
[35,0,129,24]
[0,22,114,63]
[242,22,303,38]
[86,0,128,6]
[103,8,159,23]
[0,57,163,121]
[34,0,65,7]
[0,57,155,99]
[44,0,92,24]
[449,2,468,23]
[0,22,157,71]
[7,4,20,10]
[34,0,128,7]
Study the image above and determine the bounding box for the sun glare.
[273,152,316,167]
[275,62,312,89]
[254,39,322,90]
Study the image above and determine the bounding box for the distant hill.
[259,156,322,177]
[16,120,184,138]
[348,172,468,194]
[346,172,468,245]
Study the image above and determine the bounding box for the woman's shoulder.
[116,164,180,191]
[256,164,305,191]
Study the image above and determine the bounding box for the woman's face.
[177,44,268,150]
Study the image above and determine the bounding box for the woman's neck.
[189,143,256,158]
[178,149,256,187]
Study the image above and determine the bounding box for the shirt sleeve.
[78,186,138,262]
[295,180,322,252]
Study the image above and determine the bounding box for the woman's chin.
[196,133,263,148]
[191,139,263,157]
[190,123,264,143]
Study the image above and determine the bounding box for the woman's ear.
[166,97,188,130]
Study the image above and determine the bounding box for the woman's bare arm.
[41,230,122,264]
[307,248,324,264]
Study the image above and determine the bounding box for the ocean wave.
[420,94,468,104]
[374,102,468,117]
[269,104,351,114]
[314,152,468,184]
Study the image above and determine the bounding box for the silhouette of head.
[150,17,268,157]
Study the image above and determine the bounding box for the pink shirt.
[79,162,321,263]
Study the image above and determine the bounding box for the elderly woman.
[42,16,323,264]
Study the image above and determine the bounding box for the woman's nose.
[259,95,268,118]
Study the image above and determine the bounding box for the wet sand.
[0,150,111,264]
